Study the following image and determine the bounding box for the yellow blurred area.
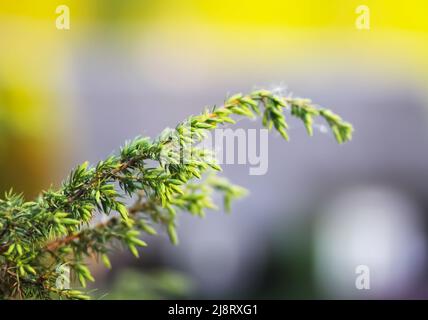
[190,0,428,30]
[0,0,427,197]
[0,1,71,196]
[1,0,427,77]
[155,0,428,75]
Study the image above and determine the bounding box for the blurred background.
[1,0,428,299]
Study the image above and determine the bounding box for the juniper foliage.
[0,89,353,299]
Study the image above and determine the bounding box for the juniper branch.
[0,89,353,300]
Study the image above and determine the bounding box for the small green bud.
[116,203,129,221]
[16,243,23,256]
[101,254,112,269]
[222,117,236,124]
[169,184,184,195]
[195,122,214,129]
[167,223,179,246]
[59,247,73,254]
[95,190,101,204]
[25,265,37,275]
[67,290,83,296]
[19,265,26,277]
[168,179,183,185]
[61,218,81,225]
[128,243,139,258]
[278,127,289,141]
[141,223,157,236]
[78,274,87,288]
[54,212,69,219]
[129,238,147,247]
[208,163,222,171]
[126,230,140,238]
[332,125,343,144]
[226,93,243,102]
[79,161,89,172]
[6,243,16,255]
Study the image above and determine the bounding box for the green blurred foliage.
[99,269,193,300]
